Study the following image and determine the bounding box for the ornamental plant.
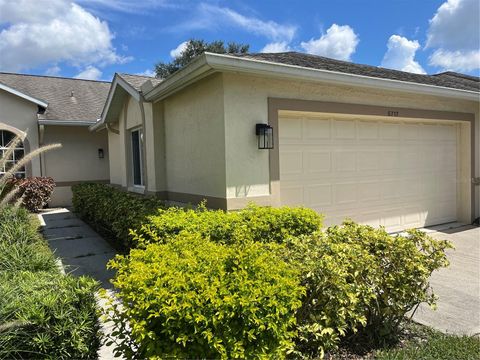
[105,233,304,359]
[0,133,60,209]
[8,177,56,212]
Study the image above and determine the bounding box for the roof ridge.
[0,71,111,83]
[433,71,479,82]
[119,72,157,79]
[247,51,436,78]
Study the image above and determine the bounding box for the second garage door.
[279,112,458,232]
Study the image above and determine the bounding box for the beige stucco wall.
[222,73,480,218]
[162,73,227,198]
[42,125,109,206]
[0,90,41,176]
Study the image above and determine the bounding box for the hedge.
[72,183,165,249]
[132,203,324,247]
[106,234,304,359]
[0,206,100,359]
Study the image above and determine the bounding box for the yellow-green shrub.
[132,204,323,247]
[106,234,304,359]
[324,221,451,344]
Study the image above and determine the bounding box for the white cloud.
[300,24,359,61]
[426,0,479,72]
[170,41,188,58]
[74,65,102,80]
[261,41,291,53]
[0,0,130,72]
[429,49,480,72]
[77,0,176,13]
[178,4,296,43]
[45,65,62,76]
[135,69,156,77]
[381,35,426,74]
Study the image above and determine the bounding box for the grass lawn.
[328,323,480,360]
[375,325,480,360]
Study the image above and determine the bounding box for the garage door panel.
[279,116,458,232]
[334,151,356,171]
[305,184,332,207]
[305,151,331,173]
[334,120,356,139]
[358,121,379,139]
[305,118,331,139]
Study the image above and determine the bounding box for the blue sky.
[0,0,478,81]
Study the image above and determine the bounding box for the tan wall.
[222,73,479,218]
[162,73,226,198]
[0,90,41,176]
[43,125,109,206]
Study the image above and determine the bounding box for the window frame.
[0,130,25,179]
[130,128,144,188]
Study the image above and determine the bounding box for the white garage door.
[279,113,458,232]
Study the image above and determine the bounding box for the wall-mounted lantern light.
[255,123,274,149]
[98,148,104,159]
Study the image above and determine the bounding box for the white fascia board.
[143,54,214,101]
[0,82,48,107]
[94,74,141,131]
[143,52,479,102]
[206,53,479,101]
[38,119,97,126]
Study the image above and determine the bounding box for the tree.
[155,39,249,78]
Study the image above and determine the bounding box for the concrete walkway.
[39,208,116,288]
[413,225,480,336]
[39,208,119,359]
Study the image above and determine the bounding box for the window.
[131,129,144,186]
[0,130,25,179]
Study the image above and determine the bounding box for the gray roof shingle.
[0,72,111,122]
[118,73,162,92]
[232,52,480,93]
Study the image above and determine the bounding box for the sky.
[0,0,478,81]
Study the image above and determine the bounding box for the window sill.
[128,185,145,194]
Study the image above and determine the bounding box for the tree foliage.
[155,39,249,78]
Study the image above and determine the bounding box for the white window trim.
[130,128,144,187]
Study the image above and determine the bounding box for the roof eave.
[91,73,142,132]
[38,119,97,126]
[144,52,480,102]
[0,82,49,108]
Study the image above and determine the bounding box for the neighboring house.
[94,52,480,232]
[0,73,110,206]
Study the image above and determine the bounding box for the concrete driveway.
[412,225,480,336]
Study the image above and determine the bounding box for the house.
[94,52,479,232]
[0,73,111,206]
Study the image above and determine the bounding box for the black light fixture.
[255,123,274,149]
[98,148,104,159]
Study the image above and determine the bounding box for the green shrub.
[326,221,451,343]
[72,183,165,249]
[132,203,323,247]
[0,271,100,360]
[280,234,376,358]
[106,234,304,359]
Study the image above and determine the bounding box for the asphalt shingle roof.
[232,52,480,93]
[0,72,111,122]
[118,73,162,92]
